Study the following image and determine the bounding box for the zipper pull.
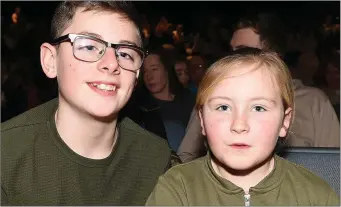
[244,193,251,206]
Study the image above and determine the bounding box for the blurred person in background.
[315,48,340,119]
[174,55,190,89]
[284,51,340,147]
[296,30,320,87]
[124,49,195,152]
[186,53,208,95]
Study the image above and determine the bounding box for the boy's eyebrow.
[79,31,102,39]
[78,31,139,46]
[118,40,138,46]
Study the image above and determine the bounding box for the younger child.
[146,48,340,206]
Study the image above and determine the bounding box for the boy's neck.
[55,98,118,160]
[211,156,275,194]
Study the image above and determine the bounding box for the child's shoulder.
[163,156,207,181]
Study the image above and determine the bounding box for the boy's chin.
[91,112,118,123]
[86,108,120,123]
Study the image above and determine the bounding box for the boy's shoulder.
[2,98,58,133]
[2,99,58,161]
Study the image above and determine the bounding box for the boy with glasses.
[1,1,171,205]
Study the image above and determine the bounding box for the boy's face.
[199,67,291,171]
[230,28,262,50]
[41,9,141,118]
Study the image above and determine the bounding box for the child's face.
[199,66,291,171]
[41,9,141,118]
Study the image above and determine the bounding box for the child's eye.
[216,105,230,111]
[252,106,266,112]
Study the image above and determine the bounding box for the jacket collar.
[204,152,286,194]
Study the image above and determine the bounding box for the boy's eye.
[79,45,98,51]
[252,106,266,112]
[216,105,230,111]
[117,52,133,61]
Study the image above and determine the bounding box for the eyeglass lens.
[73,37,143,71]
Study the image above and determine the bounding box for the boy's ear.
[40,43,57,79]
[136,70,140,80]
[279,107,293,138]
[198,109,207,136]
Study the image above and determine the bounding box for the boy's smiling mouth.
[87,81,119,95]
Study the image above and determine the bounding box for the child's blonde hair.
[196,48,295,129]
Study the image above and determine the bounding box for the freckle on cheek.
[69,64,75,71]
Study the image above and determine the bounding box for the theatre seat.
[277,147,340,195]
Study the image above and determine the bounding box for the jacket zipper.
[244,193,251,206]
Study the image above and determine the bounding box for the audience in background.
[186,53,209,95]
[123,49,195,152]
[284,51,340,147]
[174,55,190,89]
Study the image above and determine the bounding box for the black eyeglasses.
[50,33,147,72]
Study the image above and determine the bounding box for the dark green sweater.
[1,99,171,205]
[147,154,340,206]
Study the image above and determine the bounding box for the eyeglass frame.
[50,33,148,72]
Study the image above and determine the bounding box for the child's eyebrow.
[208,96,278,105]
[249,97,278,105]
[208,96,232,103]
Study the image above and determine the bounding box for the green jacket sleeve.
[326,189,340,206]
[146,176,186,206]
[1,185,9,205]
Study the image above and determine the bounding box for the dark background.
[2,1,340,31]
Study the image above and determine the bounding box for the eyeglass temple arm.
[50,35,70,45]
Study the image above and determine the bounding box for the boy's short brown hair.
[51,1,142,45]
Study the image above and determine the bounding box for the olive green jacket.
[147,154,340,206]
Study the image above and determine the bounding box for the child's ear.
[198,109,207,136]
[279,107,293,138]
[40,43,57,79]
